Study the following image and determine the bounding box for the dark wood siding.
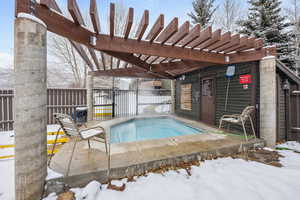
[276,75,286,142]
[175,61,259,134]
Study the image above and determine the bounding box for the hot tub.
[110,117,203,143]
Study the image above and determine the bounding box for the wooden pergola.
[16,0,276,79]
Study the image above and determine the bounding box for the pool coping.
[98,114,224,142]
[93,114,228,155]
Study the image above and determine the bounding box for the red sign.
[239,75,252,84]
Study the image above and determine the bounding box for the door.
[201,77,215,125]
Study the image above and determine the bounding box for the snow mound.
[277,141,300,152]
[71,181,101,200]
[17,13,47,27]
[46,167,63,180]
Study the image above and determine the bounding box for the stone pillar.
[87,74,94,121]
[259,56,277,147]
[171,79,176,114]
[14,17,47,200]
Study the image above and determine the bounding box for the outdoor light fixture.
[90,36,97,46]
[179,75,186,81]
[225,56,230,63]
[283,79,290,90]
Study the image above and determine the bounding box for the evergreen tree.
[238,0,293,67]
[188,0,218,27]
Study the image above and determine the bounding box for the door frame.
[200,75,216,124]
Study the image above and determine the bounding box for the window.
[180,84,192,110]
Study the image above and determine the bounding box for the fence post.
[14,16,47,200]
[87,75,94,121]
[171,79,176,114]
[112,78,115,118]
[136,78,139,115]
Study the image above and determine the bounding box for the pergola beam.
[155,17,178,45]
[197,29,221,50]
[188,26,212,49]
[90,0,101,34]
[68,0,85,25]
[89,0,106,70]
[236,37,255,52]
[223,36,248,53]
[34,4,226,64]
[89,68,159,78]
[167,21,189,46]
[177,24,200,47]
[145,14,164,42]
[103,51,174,79]
[123,7,134,39]
[88,48,101,70]
[109,3,115,38]
[206,32,231,51]
[40,0,62,12]
[135,10,149,41]
[228,47,276,64]
[25,2,275,78]
[215,34,240,52]
[41,0,95,70]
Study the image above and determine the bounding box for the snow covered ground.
[277,141,300,152]
[43,148,300,200]
[1,128,300,200]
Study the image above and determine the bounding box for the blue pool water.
[110,118,203,143]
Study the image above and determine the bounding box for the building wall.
[276,74,287,142]
[175,61,259,134]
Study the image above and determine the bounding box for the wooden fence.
[0,88,87,131]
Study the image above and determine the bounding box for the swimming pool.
[110,117,203,143]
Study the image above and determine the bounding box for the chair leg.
[249,117,256,138]
[241,120,248,141]
[48,127,61,166]
[87,139,91,149]
[66,138,78,177]
[107,141,111,181]
[219,120,223,129]
[227,123,230,131]
[104,140,108,155]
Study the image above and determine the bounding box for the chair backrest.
[240,106,255,121]
[54,113,79,137]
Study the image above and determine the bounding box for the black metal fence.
[93,88,171,120]
[0,88,171,131]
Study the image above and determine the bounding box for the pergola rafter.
[17,0,276,79]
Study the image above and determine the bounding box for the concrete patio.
[49,115,265,188]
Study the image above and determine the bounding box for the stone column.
[87,74,94,121]
[171,79,176,114]
[259,56,277,147]
[14,17,47,200]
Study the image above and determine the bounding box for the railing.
[1,88,171,131]
[0,88,87,131]
[93,88,171,120]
